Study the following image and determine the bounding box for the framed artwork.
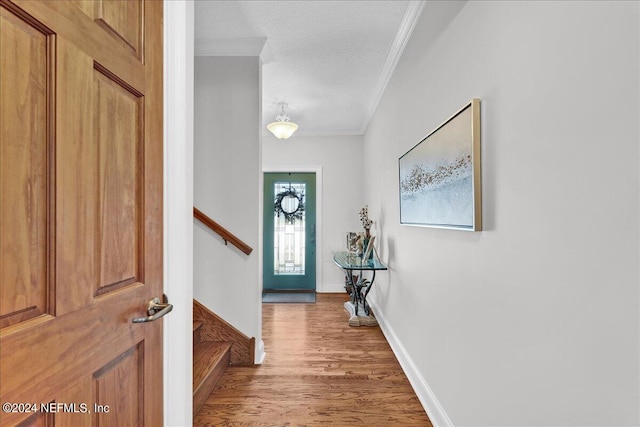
[346,232,360,254]
[399,99,481,231]
[363,236,376,261]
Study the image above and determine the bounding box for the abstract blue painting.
[399,99,481,231]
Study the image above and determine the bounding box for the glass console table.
[332,251,388,325]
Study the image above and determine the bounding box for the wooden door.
[0,1,164,426]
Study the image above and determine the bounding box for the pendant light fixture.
[267,103,298,140]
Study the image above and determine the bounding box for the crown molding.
[359,1,426,134]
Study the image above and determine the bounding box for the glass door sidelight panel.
[273,181,306,275]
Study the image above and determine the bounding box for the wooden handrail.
[193,207,253,255]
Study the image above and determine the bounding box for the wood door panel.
[0,4,53,329]
[55,42,145,311]
[69,0,95,22]
[94,65,143,296]
[93,343,144,426]
[95,0,142,60]
[14,412,53,427]
[69,0,144,61]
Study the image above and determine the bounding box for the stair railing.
[193,207,253,255]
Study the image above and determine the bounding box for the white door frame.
[163,1,194,426]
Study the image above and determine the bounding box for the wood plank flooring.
[194,293,432,426]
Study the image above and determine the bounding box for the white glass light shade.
[267,120,299,139]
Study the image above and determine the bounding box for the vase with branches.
[359,205,373,236]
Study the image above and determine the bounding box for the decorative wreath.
[274,187,305,224]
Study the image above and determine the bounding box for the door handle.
[132,296,173,323]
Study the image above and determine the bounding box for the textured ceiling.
[195,1,423,136]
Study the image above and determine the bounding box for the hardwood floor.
[194,293,432,426]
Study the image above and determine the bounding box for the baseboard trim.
[368,297,454,427]
[317,283,347,293]
[255,339,266,365]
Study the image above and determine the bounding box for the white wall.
[194,56,262,354]
[263,134,364,292]
[364,1,639,426]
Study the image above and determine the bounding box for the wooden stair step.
[193,299,255,366]
[193,340,232,416]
